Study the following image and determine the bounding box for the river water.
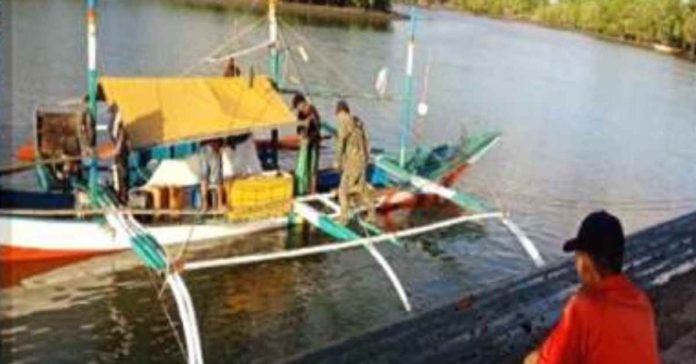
[2,0,696,362]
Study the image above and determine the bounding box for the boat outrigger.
[0,2,545,363]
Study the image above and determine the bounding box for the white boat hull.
[0,215,288,262]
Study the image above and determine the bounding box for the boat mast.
[399,7,417,167]
[268,0,281,84]
[86,0,99,197]
[267,0,282,168]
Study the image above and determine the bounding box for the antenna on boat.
[399,7,417,167]
[86,0,99,197]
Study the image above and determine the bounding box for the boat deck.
[289,211,696,363]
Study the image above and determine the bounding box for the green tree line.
[456,0,696,58]
[285,0,391,12]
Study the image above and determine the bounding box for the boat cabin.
[94,75,306,220]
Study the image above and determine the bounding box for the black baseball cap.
[335,100,350,114]
[563,211,625,273]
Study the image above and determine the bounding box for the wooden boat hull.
[0,183,443,265]
[0,215,288,263]
[1,246,106,262]
[0,198,402,262]
[0,168,479,264]
[1,133,498,267]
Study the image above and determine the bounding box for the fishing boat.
[0,76,506,262]
[1,2,545,363]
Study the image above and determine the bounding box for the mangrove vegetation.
[170,0,396,27]
[285,0,392,12]
[454,0,696,58]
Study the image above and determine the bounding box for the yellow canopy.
[100,76,296,149]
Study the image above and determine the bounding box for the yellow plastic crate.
[226,172,294,221]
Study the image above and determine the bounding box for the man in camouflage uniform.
[334,100,376,224]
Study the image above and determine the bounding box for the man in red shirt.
[525,211,660,364]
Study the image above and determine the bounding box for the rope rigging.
[277,18,404,146]
[179,16,267,75]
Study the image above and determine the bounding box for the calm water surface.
[2,0,696,362]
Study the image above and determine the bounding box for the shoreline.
[166,0,407,24]
[429,3,696,63]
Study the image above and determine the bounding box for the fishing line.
[278,19,402,146]
[504,190,696,210]
[142,267,189,363]
[477,171,507,216]
[172,218,199,272]
[279,18,363,96]
[180,16,266,75]
[411,48,433,146]
[278,25,311,96]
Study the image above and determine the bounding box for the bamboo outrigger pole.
[86,0,99,198]
[399,7,417,167]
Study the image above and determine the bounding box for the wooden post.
[271,128,279,169]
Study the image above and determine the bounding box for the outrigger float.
[0,2,545,363]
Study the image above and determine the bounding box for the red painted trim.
[441,164,470,187]
[0,247,118,286]
[255,135,330,151]
[14,141,116,162]
[378,166,469,213]
[0,246,117,263]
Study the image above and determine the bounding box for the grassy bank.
[168,0,406,26]
[444,0,696,60]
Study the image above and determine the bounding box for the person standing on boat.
[524,211,659,364]
[199,138,224,211]
[223,57,241,77]
[334,100,376,224]
[108,104,130,203]
[292,93,321,194]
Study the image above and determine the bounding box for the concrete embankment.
[653,267,696,364]
[290,211,696,363]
